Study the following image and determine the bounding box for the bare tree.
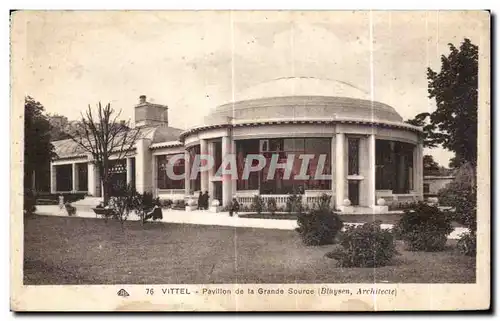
[68,102,140,205]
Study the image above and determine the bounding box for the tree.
[406,38,478,166]
[423,155,440,175]
[24,96,54,193]
[48,113,86,141]
[67,102,140,205]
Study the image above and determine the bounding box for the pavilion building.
[50,78,424,213]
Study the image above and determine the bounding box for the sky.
[18,10,488,167]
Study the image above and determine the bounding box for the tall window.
[236,139,260,190]
[347,137,360,175]
[375,140,414,194]
[157,154,185,190]
[237,137,331,194]
[188,145,201,192]
[77,163,88,191]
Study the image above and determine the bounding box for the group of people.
[197,191,210,210]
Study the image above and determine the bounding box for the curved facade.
[49,78,424,213]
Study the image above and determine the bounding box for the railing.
[156,189,185,200]
[236,193,333,209]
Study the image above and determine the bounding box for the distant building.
[423,175,455,197]
[49,77,425,213]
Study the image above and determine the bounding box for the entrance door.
[214,181,223,205]
[348,180,360,206]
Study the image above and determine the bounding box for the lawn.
[23,215,475,285]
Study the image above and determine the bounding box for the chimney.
[134,94,169,127]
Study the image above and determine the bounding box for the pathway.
[34,205,470,239]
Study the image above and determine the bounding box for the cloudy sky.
[19,10,487,166]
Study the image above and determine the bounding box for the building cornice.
[179,118,423,141]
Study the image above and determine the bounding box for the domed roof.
[237,77,371,101]
[202,77,403,126]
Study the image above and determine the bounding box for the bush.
[132,191,161,223]
[251,195,265,214]
[160,199,173,208]
[325,222,397,267]
[24,189,37,215]
[312,193,332,211]
[388,201,418,211]
[108,184,137,229]
[395,202,453,251]
[296,208,343,246]
[34,192,86,204]
[267,198,277,214]
[64,202,76,216]
[457,232,476,256]
[286,194,303,214]
[437,163,477,232]
[172,199,186,209]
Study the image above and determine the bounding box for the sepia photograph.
[10,10,490,311]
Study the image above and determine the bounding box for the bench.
[92,208,119,221]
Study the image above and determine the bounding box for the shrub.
[388,201,418,211]
[326,222,397,267]
[267,198,278,214]
[296,208,343,246]
[395,202,453,251]
[108,184,137,229]
[437,163,477,232]
[161,199,173,208]
[457,232,476,256]
[313,193,332,211]
[251,195,265,214]
[286,194,303,214]
[64,202,76,216]
[132,191,161,223]
[172,199,186,209]
[24,189,37,215]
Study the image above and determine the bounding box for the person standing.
[203,191,210,210]
[197,191,203,210]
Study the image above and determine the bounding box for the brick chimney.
[134,95,168,127]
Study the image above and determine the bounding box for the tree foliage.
[423,155,440,175]
[406,38,478,166]
[67,102,140,204]
[24,96,54,191]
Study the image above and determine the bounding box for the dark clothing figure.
[229,198,240,216]
[203,191,210,210]
[197,191,203,210]
[144,205,163,222]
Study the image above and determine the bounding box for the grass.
[23,215,475,285]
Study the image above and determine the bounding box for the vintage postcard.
[10,10,490,311]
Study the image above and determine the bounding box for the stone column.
[221,135,233,207]
[413,141,424,199]
[151,155,157,197]
[126,157,133,187]
[87,162,95,196]
[72,163,78,192]
[231,140,237,196]
[50,164,57,193]
[184,149,191,195]
[330,136,336,205]
[135,139,152,193]
[367,134,376,207]
[335,133,345,209]
[200,139,209,194]
[207,142,215,204]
